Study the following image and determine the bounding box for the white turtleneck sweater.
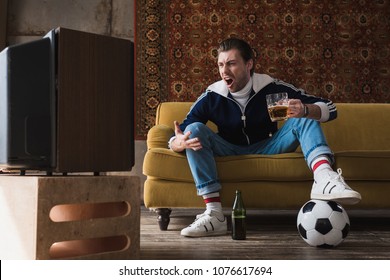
[229,77,253,110]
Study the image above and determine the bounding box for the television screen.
[0,36,55,169]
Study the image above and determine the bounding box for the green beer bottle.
[231,190,246,240]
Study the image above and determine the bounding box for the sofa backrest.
[156,102,217,131]
[321,103,390,151]
[156,102,390,152]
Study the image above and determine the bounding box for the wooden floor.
[140,206,390,260]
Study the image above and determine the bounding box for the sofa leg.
[156,208,172,230]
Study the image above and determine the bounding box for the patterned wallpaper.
[135,0,390,138]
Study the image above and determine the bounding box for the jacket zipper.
[227,92,259,145]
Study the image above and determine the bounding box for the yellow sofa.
[143,102,390,230]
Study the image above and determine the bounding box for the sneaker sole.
[181,230,227,238]
[311,193,361,205]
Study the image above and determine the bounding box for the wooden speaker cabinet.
[54,27,134,173]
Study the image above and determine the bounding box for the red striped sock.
[203,192,223,217]
[312,159,330,172]
[203,192,220,202]
[204,196,221,204]
[311,156,333,182]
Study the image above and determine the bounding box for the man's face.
[217,48,253,93]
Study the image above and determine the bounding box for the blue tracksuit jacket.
[179,73,337,146]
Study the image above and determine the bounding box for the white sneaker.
[311,168,362,205]
[181,210,227,237]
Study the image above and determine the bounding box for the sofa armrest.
[146,124,174,150]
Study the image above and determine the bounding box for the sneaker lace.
[330,168,352,190]
[329,168,343,180]
[190,210,213,227]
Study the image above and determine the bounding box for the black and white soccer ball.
[297,200,350,248]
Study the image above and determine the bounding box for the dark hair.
[217,38,255,75]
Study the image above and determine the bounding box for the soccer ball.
[297,200,350,248]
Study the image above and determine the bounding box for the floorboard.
[140,207,390,260]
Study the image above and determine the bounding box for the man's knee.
[185,122,210,137]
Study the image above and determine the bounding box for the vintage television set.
[0,27,134,173]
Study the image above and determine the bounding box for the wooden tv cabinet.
[54,27,134,173]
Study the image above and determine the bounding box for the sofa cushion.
[334,150,390,180]
[143,148,313,183]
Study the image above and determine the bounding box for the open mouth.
[225,78,233,86]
